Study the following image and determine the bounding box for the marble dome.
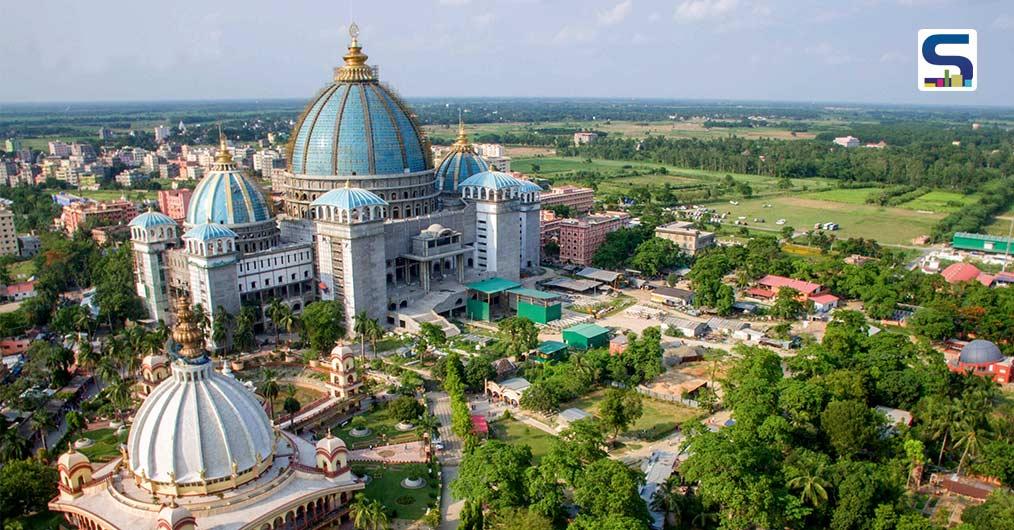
[126,357,275,489]
[185,169,272,226]
[434,122,489,193]
[129,210,176,229]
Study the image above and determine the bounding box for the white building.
[833,135,860,148]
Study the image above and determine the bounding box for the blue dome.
[516,180,543,193]
[289,83,429,177]
[959,339,1004,364]
[435,150,489,193]
[183,223,238,242]
[311,187,388,209]
[459,171,522,190]
[129,210,176,228]
[186,169,271,226]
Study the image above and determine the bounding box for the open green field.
[271,385,325,419]
[78,428,127,462]
[986,214,1014,237]
[6,259,37,281]
[44,188,157,202]
[327,403,421,449]
[800,187,880,205]
[563,389,702,440]
[493,418,556,461]
[705,195,945,245]
[424,119,817,142]
[359,463,439,520]
[897,190,978,213]
[511,156,836,196]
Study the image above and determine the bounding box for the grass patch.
[44,188,158,202]
[6,259,36,281]
[325,403,421,449]
[271,385,325,419]
[897,190,978,213]
[77,427,127,462]
[492,418,556,462]
[564,389,703,440]
[801,187,880,205]
[359,463,439,520]
[703,195,944,245]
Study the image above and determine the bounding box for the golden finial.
[336,22,374,82]
[214,125,234,166]
[171,297,205,359]
[452,110,472,152]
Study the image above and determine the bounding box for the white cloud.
[473,13,494,28]
[597,0,633,26]
[805,42,854,65]
[880,51,906,64]
[438,0,471,5]
[674,0,738,21]
[994,14,1014,30]
[552,25,596,44]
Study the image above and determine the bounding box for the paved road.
[427,390,463,530]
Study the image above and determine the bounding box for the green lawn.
[493,418,556,462]
[326,403,421,449]
[800,187,880,205]
[897,190,978,213]
[6,259,37,281]
[703,195,945,245]
[77,427,127,462]
[564,389,702,441]
[44,188,158,201]
[359,463,440,520]
[271,385,325,419]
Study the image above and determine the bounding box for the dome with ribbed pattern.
[186,169,271,226]
[127,359,274,489]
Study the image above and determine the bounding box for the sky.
[2,0,1012,106]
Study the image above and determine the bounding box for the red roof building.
[940,262,994,286]
[757,275,823,297]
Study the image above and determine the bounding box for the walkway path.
[349,441,428,464]
[427,390,463,529]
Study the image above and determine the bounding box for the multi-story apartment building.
[540,185,595,214]
[573,132,598,146]
[558,212,630,266]
[157,188,192,222]
[654,221,716,256]
[48,141,71,157]
[0,209,18,256]
[59,199,138,235]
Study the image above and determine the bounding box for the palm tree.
[30,409,55,452]
[954,424,983,476]
[787,463,831,508]
[651,474,687,528]
[212,306,234,355]
[73,308,94,340]
[192,304,210,339]
[353,311,371,361]
[107,378,133,422]
[416,412,440,438]
[0,421,29,462]
[350,495,388,530]
[276,305,297,348]
[266,298,286,345]
[258,369,280,421]
[365,319,383,358]
[65,410,87,437]
[923,395,957,465]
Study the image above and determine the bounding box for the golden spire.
[335,22,375,82]
[214,125,234,166]
[171,297,205,359]
[451,110,473,153]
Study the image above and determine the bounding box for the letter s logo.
[922,34,973,81]
[918,29,977,91]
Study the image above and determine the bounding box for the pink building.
[59,199,138,235]
[158,189,193,222]
[540,185,595,214]
[558,212,629,266]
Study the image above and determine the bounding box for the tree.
[909,304,957,341]
[353,311,372,360]
[714,283,735,316]
[629,237,687,277]
[92,245,145,328]
[258,368,280,421]
[821,400,882,459]
[787,461,831,508]
[452,440,532,509]
[573,458,650,523]
[0,419,28,463]
[233,306,257,354]
[0,458,58,521]
[388,396,424,423]
[364,318,384,358]
[486,507,553,530]
[29,409,54,452]
[282,384,301,419]
[599,388,642,441]
[211,306,234,354]
[519,382,559,413]
[419,321,447,349]
[771,287,806,320]
[497,316,538,357]
[543,418,607,485]
[301,300,346,353]
[961,489,1014,530]
[349,494,389,530]
[568,514,651,530]
[265,298,287,345]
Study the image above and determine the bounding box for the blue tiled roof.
[186,169,271,226]
[129,211,176,228]
[435,151,489,192]
[289,82,429,177]
[183,223,237,241]
[516,180,543,193]
[459,171,522,190]
[311,188,388,209]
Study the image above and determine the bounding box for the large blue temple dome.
[186,137,272,226]
[434,122,489,193]
[287,27,429,178]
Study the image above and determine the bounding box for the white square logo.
[918,29,977,91]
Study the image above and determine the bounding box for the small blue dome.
[435,150,489,193]
[311,187,388,209]
[186,169,271,226]
[459,171,522,191]
[129,210,176,228]
[289,83,429,177]
[516,180,543,193]
[959,339,1003,364]
[183,223,238,242]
